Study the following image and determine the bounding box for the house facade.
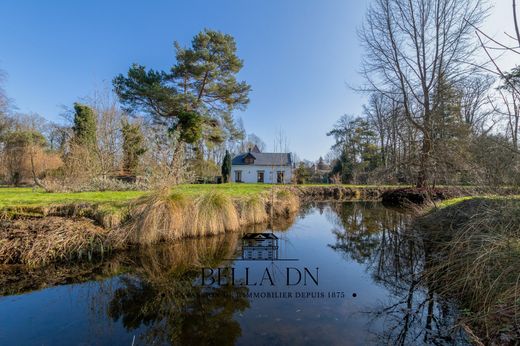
[231,147,293,183]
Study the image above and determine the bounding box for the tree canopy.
[113,29,251,148]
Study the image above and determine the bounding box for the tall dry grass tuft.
[238,194,269,225]
[271,188,300,217]
[121,188,192,245]
[190,190,240,236]
[0,217,107,266]
[418,198,520,341]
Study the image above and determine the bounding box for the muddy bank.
[0,203,124,229]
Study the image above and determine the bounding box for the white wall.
[231,165,292,184]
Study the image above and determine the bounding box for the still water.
[0,202,468,345]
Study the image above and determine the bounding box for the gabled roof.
[232,152,292,166]
[242,232,278,240]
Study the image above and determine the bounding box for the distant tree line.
[328,0,520,187]
[0,29,273,190]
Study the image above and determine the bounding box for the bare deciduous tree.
[360,0,487,187]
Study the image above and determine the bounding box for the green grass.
[0,184,275,210]
[436,195,520,209]
[0,183,445,213]
[172,183,272,197]
[0,188,148,209]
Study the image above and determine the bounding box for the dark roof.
[242,232,278,240]
[232,152,292,166]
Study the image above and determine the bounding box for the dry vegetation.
[238,194,269,225]
[271,188,300,216]
[0,216,107,266]
[119,187,299,243]
[191,190,241,236]
[119,189,192,245]
[0,187,301,266]
[417,198,520,343]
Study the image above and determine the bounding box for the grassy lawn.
[0,184,278,209]
[0,188,148,209]
[299,183,410,188]
[436,195,520,209]
[172,183,273,197]
[0,183,425,211]
[3,184,513,210]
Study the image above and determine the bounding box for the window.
[257,171,264,183]
[235,170,242,182]
[277,171,284,183]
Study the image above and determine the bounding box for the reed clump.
[0,217,106,266]
[190,190,240,236]
[238,194,269,225]
[109,188,299,245]
[271,188,300,217]
[121,188,192,245]
[418,197,520,342]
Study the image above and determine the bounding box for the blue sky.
[0,0,511,160]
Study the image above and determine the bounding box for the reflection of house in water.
[241,233,279,260]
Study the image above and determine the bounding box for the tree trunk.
[416,134,431,188]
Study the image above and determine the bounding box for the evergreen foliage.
[221,150,232,183]
[121,120,146,175]
[72,103,97,147]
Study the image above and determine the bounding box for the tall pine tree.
[113,29,250,151]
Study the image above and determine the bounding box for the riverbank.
[0,184,513,268]
[0,184,399,266]
[0,185,299,265]
[2,187,520,342]
[0,184,398,226]
[381,186,520,208]
[416,196,520,344]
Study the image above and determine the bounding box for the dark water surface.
[0,202,468,345]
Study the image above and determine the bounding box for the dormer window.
[243,153,256,164]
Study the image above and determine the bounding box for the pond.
[0,202,469,345]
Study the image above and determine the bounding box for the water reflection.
[96,236,249,345]
[0,202,469,345]
[327,202,465,345]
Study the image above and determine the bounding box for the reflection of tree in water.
[328,202,466,345]
[327,202,399,263]
[98,235,250,345]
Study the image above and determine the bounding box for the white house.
[231,147,293,183]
